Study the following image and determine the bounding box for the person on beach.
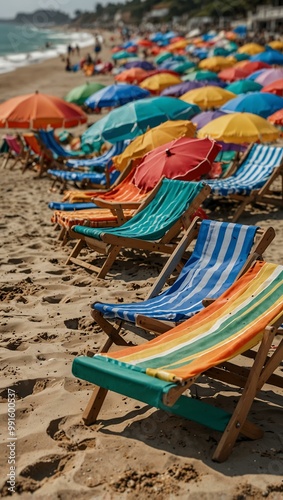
[94,35,102,62]
[75,44,80,56]
[65,57,72,71]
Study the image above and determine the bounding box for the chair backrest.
[5,135,21,155]
[92,167,146,202]
[93,219,266,323]
[207,143,283,195]
[22,133,44,157]
[39,129,67,158]
[102,261,283,382]
[82,179,208,241]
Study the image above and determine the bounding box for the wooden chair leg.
[97,245,121,279]
[83,386,108,425]
[65,239,85,264]
[91,310,127,350]
[231,195,254,222]
[212,328,275,462]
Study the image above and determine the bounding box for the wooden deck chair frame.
[91,217,276,353]
[55,164,148,246]
[72,263,283,462]
[65,182,211,279]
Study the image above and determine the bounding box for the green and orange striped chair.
[72,261,283,461]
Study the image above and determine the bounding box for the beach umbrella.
[160,81,207,97]
[154,51,174,65]
[139,73,182,94]
[82,96,200,148]
[85,84,150,109]
[112,50,138,60]
[139,69,180,83]
[133,137,221,191]
[255,68,283,87]
[0,91,87,129]
[239,61,271,75]
[198,112,279,144]
[192,110,228,130]
[238,43,265,55]
[180,86,236,110]
[233,53,250,62]
[182,70,219,82]
[172,61,196,74]
[225,79,263,94]
[199,56,235,72]
[221,92,283,118]
[64,82,105,106]
[261,79,283,97]
[115,67,149,84]
[218,67,250,82]
[268,109,283,126]
[251,50,283,65]
[113,120,196,171]
[267,40,283,51]
[137,39,154,47]
[246,69,266,81]
[167,40,189,51]
[124,60,155,70]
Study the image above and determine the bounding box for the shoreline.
[0,30,114,104]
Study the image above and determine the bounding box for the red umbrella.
[133,137,221,191]
[138,39,153,47]
[218,67,249,82]
[240,61,271,75]
[261,79,283,97]
[0,91,87,129]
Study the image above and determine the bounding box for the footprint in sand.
[47,416,96,451]
[0,378,52,399]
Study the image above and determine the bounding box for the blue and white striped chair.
[91,218,274,351]
[206,143,283,221]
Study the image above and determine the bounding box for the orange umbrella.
[115,67,149,84]
[261,79,283,97]
[138,39,153,47]
[0,91,87,129]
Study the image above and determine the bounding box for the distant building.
[248,4,283,33]
[144,3,170,22]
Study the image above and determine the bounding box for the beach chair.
[72,260,283,461]
[206,143,283,221]
[22,132,61,176]
[91,218,275,352]
[65,141,127,169]
[38,129,87,159]
[66,179,211,278]
[47,165,120,193]
[1,134,26,169]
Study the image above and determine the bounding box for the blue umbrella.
[221,92,283,118]
[124,60,155,70]
[250,50,283,65]
[85,84,150,109]
[82,96,200,149]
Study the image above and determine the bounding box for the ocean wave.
[0,31,95,74]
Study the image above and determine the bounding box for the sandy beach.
[0,32,283,499]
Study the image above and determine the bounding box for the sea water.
[0,22,94,74]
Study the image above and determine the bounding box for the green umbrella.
[65,82,105,106]
[174,61,196,74]
[154,51,173,65]
[233,53,250,61]
[112,51,138,60]
[225,79,263,94]
[182,70,219,82]
[82,96,200,149]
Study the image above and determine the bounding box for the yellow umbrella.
[167,40,189,51]
[267,40,283,51]
[139,73,182,94]
[199,56,235,72]
[113,119,196,171]
[238,43,265,55]
[180,86,236,110]
[198,112,279,144]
